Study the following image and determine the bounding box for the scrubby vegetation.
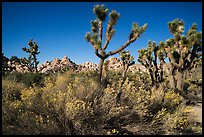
[2,4,202,135]
[2,66,202,135]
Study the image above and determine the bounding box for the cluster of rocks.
[37,56,78,74]
[78,62,98,72]
[106,57,122,70]
[105,57,148,73]
[7,60,29,73]
[6,56,148,74]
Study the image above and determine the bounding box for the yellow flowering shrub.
[163,105,193,134]
[65,99,93,120]
[2,69,201,135]
[2,79,26,101]
[106,128,120,135]
[163,90,183,111]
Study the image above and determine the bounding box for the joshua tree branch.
[105,36,137,57]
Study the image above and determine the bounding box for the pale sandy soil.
[191,103,202,123]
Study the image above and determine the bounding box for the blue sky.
[2,2,202,65]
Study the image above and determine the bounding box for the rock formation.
[6,56,148,74]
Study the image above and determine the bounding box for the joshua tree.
[161,19,202,91]
[22,39,40,73]
[138,41,166,84]
[116,50,135,103]
[119,50,135,79]
[85,4,147,82]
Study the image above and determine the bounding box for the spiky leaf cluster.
[130,23,148,40]
[168,18,184,35]
[93,4,108,22]
[120,50,135,67]
[138,41,156,68]
[22,39,40,56]
[106,10,120,41]
[157,42,167,61]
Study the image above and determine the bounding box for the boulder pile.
[6,56,148,74]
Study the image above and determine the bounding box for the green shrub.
[5,72,45,87]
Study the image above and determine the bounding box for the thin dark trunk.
[159,61,165,82]
[169,64,176,90]
[98,58,104,82]
[149,68,154,84]
[153,59,159,82]
[117,65,128,103]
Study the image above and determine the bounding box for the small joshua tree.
[22,39,40,73]
[116,50,135,103]
[85,4,147,82]
[138,41,166,84]
[119,50,135,79]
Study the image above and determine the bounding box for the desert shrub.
[2,79,26,101]
[2,69,201,135]
[40,71,105,135]
[183,78,202,103]
[5,72,45,87]
[153,103,199,135]
[163,90,183,111]
[10,56,20,63]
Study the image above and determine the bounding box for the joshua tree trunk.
[168,64,176,90]
[176,70,188,91]
[159,62,164,82]
[33,55,38,73]
[176,71,184,91]
[148,68,154,84]
[122,64,129,79]
[122,69,127,79]
[98,58,104,82]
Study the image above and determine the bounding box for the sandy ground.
[191,103,202,123]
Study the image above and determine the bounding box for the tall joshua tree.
[161,19,202,91]
[22,39,40,73]
[85,4,147,82]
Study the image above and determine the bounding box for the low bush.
[5,72,45,87]
[2,70,202,135]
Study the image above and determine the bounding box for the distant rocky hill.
[37,56,78,74]
[6,56,148,74]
